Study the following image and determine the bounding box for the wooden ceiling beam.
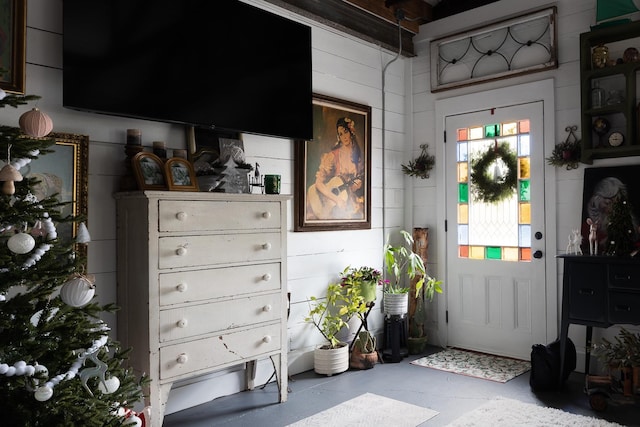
[262,0,417,56]
[343,0,433,33]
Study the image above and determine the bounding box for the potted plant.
[593,327,640,396]
[305,282,368,376]
[339,265,382,304]
[349,330,379,370]
[383,230,442,316]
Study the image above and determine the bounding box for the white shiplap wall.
[14,0,407,413]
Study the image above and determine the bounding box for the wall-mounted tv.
[63,0,313,140]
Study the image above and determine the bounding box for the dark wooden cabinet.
[559,255,640,383]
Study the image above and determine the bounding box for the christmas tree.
[0,88,147,426]
[604,192,637,256]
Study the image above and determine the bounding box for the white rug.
[446,397,625,427]
[286,392,438,427]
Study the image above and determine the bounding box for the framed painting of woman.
[294,94,371,231]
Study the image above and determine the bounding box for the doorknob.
[533,250,543,259]
[535,232,543,240]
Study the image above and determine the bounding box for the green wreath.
[470,142,518,203]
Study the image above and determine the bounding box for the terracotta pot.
[349,347,379,370]
[633,366,640,395]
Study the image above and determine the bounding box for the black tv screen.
[63,0,313,140]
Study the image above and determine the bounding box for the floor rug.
[286,392,438,427]
[446,397,624,427]
[411,348,530,383]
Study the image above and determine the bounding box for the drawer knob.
[177,318,188,328]
[262,211,271,219]
[176,211,188,221]
[176,246,188,256]
[263,304,272,312]
[262,335,272,343]
[262,273,272,282]
[176,283,188,292]
[177,353,188,364]
[262,242,272,250]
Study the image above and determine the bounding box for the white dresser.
[115,191,289,425]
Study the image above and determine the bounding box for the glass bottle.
[591,81,605,109]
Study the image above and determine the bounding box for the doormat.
[445,397,624,426]
[286,392,438,427]
[411,348,530,383]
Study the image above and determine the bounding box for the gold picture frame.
[165,157,198,191]
[132,152,167,190]
[25,132,89,248]
[0,0,26,94]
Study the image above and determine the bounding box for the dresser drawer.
[158,232,281,269]
[159,200,280,232]
[608,291,640,324]
[567,262,607,323]
[159,323,281,380]
[609,264,640,290]
[159,263,280,306]
[159,293,282,342]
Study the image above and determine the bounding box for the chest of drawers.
[115,191,289,425]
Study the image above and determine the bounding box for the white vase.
[383,293,409,316]
[314,342,349,376]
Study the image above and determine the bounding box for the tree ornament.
[34,385,54,401]
[470,142,518,203]
[547,125,581,170]
[98,376,120,394]
[31,220,46,237]
[402,144,435,179]
[19,107,53,137]
[76,222,91,243]
[7,232,36,254]
[60,274,96,307]
[0,164,23,195]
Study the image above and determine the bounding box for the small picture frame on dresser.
[165,157,199,191]
[132,152,167,190]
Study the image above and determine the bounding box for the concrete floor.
[164,346,638,426]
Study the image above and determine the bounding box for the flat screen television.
[63,0,313,140]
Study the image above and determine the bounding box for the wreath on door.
[470,142,518,203]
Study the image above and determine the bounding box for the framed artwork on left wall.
[294,94,371,232]
[0,0,26,94]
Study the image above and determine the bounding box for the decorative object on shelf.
[249,163,264,194]
[470,142,518,203]
[608,131,625,147]
[164,157,198,191]
[604,193,637,256]
[592,44,609,68]
[566,229,583,255]
[592,117,610,135]
[606,89,624,105]
[547,125,581,170]
[264,174,281,195]
[402,144,435,179]
[587,218,599,256]
[623,47,639,63]
[591,81,605,108]
[132,152,167,190]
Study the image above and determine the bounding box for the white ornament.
[76,222,91,244]
[7,232,35,254]
[60,274,96,307]
[0,88,6,100]
[34,385,54,401]
[98,376,120,394]
[123,415,142,427]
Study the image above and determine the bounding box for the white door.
[444,102,547,360]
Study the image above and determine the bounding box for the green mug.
[264,174,281,194]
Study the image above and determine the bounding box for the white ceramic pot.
[314,342,349,376]
[383,293,409,316]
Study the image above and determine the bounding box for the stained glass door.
[445,102,547,360]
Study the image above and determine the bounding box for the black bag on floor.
[529,338,576,392]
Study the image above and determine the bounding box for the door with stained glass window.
[445,102,546,360]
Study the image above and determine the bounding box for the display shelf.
[580,21,640,163]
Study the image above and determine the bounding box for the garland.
[470,142,518,203]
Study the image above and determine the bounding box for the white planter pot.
[314,342,349,376]
[383,293,408,316]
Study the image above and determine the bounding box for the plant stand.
[382,314,408,363]
[349,302,375,351]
